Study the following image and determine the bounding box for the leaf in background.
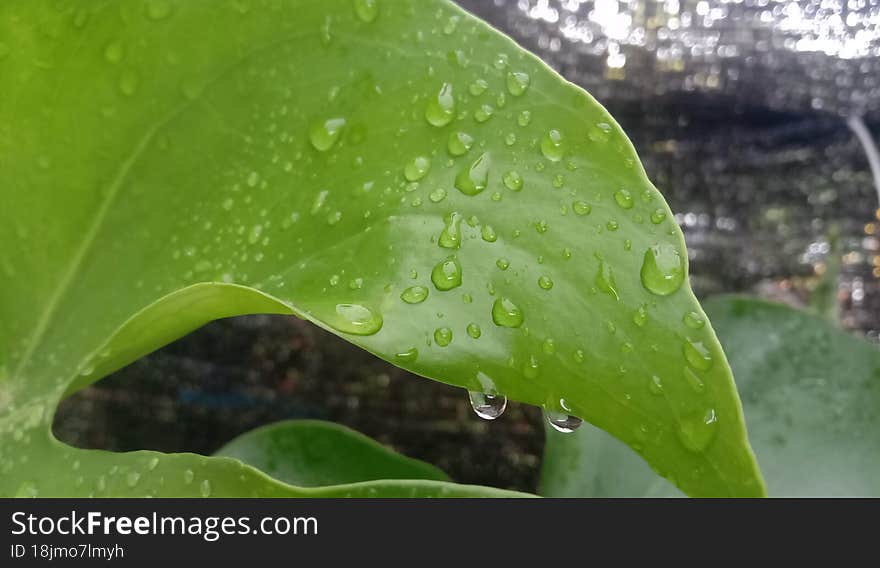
[0,0,762,497]
[540,296,880,497]
[214,420,449,487]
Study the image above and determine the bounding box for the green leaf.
[540,296,880,497]
[0,0,763,497]
[214,419,450,487]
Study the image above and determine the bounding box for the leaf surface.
[0,0,763,497]
[540,296,880,497]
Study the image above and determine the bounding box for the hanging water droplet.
[328,303,383,335]
[468,391,507,420]
[425,82,455,127]
[614,189,634,209]
[438,211,463,249]
[684,338,714,371]
[431,256,462,290]
[353,0,379,23]
[401,285,429,304]
[547,411,583,433]
[447,131,474,156]
[640,244,685,296]
[404,155,431,181]
[466,322,482,338]
[677,408,719,452]
[434,327,453,347]
[309,117,346,152]
[506,71,530,96]
[491,297,524,328]
[540,129,565,162]
[502,170,523,191]
[454,152,490,196]
[683,311,705,329]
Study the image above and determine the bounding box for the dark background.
[53,0,880,493]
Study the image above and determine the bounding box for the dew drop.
[125,471,141,487]
[547,411,583,433]
[431,256,462,291]
[429,187,447,203]
[401,285,429,304]
[468,391,507,420]
[683,311,705,329]
[395,347,419,362]
[454,152,490,196]
[684,366,706,393]
[481,225,497,242]
[309,117,346,152]
[404,155,431,181]
[491,297,524,328]
[506,71,530,96]
[466,322,482,339]
[633,304,648,327]
[540,129,565,162]
[496,258,510,270]
[118,69,139,96]
[199,479,212,497]
[447,131,474,156]
[353,0,379,23]
[677,408,719,453]
[684,338,714,371]
[183,469,194,484]
[517,110,532,126]
[640,244,685,296]
[573,200,592,216]
[103,40,124,63]
[595,257,619,300]
[502,170,523,191]
[650,208,667,224]
[474,104,494,123]
[614,189,634,209]
[328,303,383,336]
[434,327,453,347]
[438,211,463,249]
[468,78,488,96]
[649,375,664,395]
[425,82,455,127]
[538,275,554,290]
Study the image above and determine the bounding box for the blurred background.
[54,0,880,493]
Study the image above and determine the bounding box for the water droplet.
[353,0,379,23]
[684,366,706,393]
[542,337,557,354]
[677,408,719,452]
[474,104,494,123]
[517,110,532,126]
[573,200,592,216]
[395,347,418,362]
[614,189,634,209]
[481,225,497,242]
[183,469,194,484]
[683,311,705,329]
[502,170,523,191]
[573,349,585,363]
[199,479,212,497]
[538,275,554,290]
[496,258,510,270]
[506,71,530,96]
[650,208,667,224]
[633,304,648,327]
[595,257,619,300]
[540,129,565,162]
[492,297,524,328]
[429,187,447,203]
[431,256,462,291]
[404,155,431,181]
[684,338,714,371]
[309,117,346,152]
[328,303,383,336]
[401,285,429,304]
[454,153,490,196]
[640,244,685,296]
[649,375,664,395]
[103,41,124,63]
[447,131,474,156]
[434,327,453,347]
[466,322,482,338]
[425,82,455,127]
[535,220,548,234]
[147,457,159,471]
[468,391,507,420]
[145,0,173,20]
[118,69,139,96]
[438,211,463,249]
[468,78,488,96]
[547,411,583,433]
[125,471,141,487]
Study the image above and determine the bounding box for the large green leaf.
[0,0,764,497]
[215,420,450,487]
[540,296,880,497]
